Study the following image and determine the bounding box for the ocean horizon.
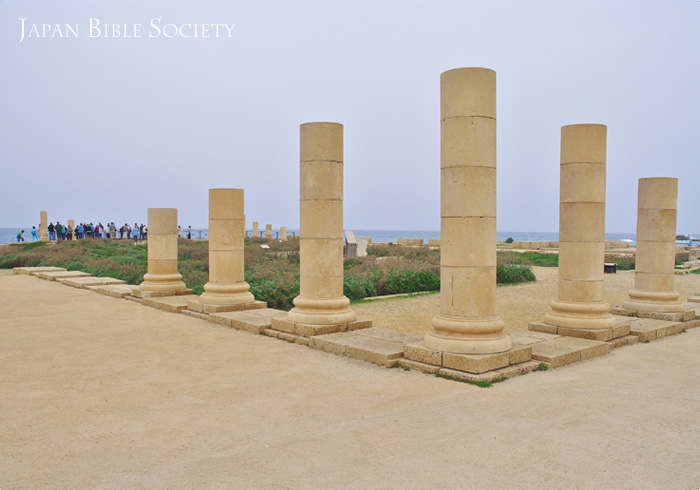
[0,227,664,246]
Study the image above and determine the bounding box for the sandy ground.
[353,266,700,335]
[2,270,700,489]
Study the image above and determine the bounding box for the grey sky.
[1,1,698,233]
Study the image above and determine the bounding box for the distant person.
[187,226,192,239]
[55,222,62,241]
[178,226,182,238]
[48,222,55,241]
[109,222,117,239]
[133,223,140,243]
[31,226,38,241]
[16,230,25,242]
[67,224,73,241]
[60,223,67,241]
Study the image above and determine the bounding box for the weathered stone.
[14,266,66,275]
[142,295,199,313]
[508,342,532,365]
[139,208,187,294]
[353,327,422,345]
[437,368,504,383]
[608,335,640,349]
[58,277,125,289]
[628,318,684,342]
[404,341,443,366]
[35,271,90,280]
[397,358,441,374]
[442,351,510,374]
[531,337,610,368]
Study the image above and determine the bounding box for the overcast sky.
[1,1,698,233]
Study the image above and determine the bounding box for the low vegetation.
[0,239,537,310]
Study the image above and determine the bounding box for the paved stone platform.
[528,316,631,341]
[35,270,91,280]
[208,308,288,334]
[530,336,610,368]
[132,288,194,299]
[142,295,201,313]
[57,276,126,289]
[13,266,66,275]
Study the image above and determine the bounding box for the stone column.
[252,221,259,238]
[199,189,255,306]
[424,68,511,354]
[623,178,683,313]
[287,122,356,325]
[39,211,48,242]
[543,124,614,329]
[266,224,272,239]
[139,208,187,293]
[280,226,288,241]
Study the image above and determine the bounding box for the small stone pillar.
[252,221,259,238]
[68,220,75,230]
[623,178,683,313]
[543,124,614,329]
[265,224,272,239]
[280,226,288,241]
[139,208,187,293]
[287,122,356,326]
[424,68,511,354]
[39,211,48,242]
[200,189,255,307]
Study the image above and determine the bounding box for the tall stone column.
[425,68,511,354]
[252,221,259,238]
[287,122,356,326]
[544,124,614,329]
[39,211,48,242]
[200,189,255,306]
[623,178,683,313]
[139,208,187,293]
[266,224,272,239]
[280,226,288,241]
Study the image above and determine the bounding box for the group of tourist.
[29,222,149,242]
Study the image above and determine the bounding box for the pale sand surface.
[2,271,700,489]
[353,266,700,334]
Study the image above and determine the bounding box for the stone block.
[531,337,610,368]
[611,306,637,317]
[186,299,204,313]
[442,351,509,374]
[508,342,532,365]
[347,319,373,331]
[35,270,90,280]
[397,358,441,374]
[58,277,126,289]
[14,266,66,275]
[182,310,208,320]
[93,284,136,298]
[608,335,639,349]
[519,360,542,374]
[636,310,693,322]
[311,334,351,356]
[404,341,443,366]
[345,337,405,367]
[688,296,700,303]
[270,317,296,334]
[142,295,199,313]
[208,311,274,334]
[528,321,558,335]
[202,301,267,314]
[295,322,348,337]
[353,327,422,345]
[509,330,561,345]
[437,368,504,384]
[493,364,523,379]
[125,296,143,303]
[250,308,287,319]
[263,329,312,346]
[628,318,682,342]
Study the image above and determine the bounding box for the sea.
[3,227,699,247]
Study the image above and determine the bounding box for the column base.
[425,315,511,354]
[139,272,187,294]
[544,299,615,330]
[200,281,255,306]
[622,290,684,313]
[287,296,356,326]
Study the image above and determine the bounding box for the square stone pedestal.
[402,340,533,377]
[530,337,610,369]
[142,295,201,313]
[269,318,372,338]
[186,298,267,314]
[627,318,686,342]
[528,317,631,342]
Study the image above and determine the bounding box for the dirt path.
[353,267,700,334]
[2,272,700,488]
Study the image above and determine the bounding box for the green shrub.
[497,265,536,284]
[605,255,635,270]
[22,241,47,251]
[505,237,514,244]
